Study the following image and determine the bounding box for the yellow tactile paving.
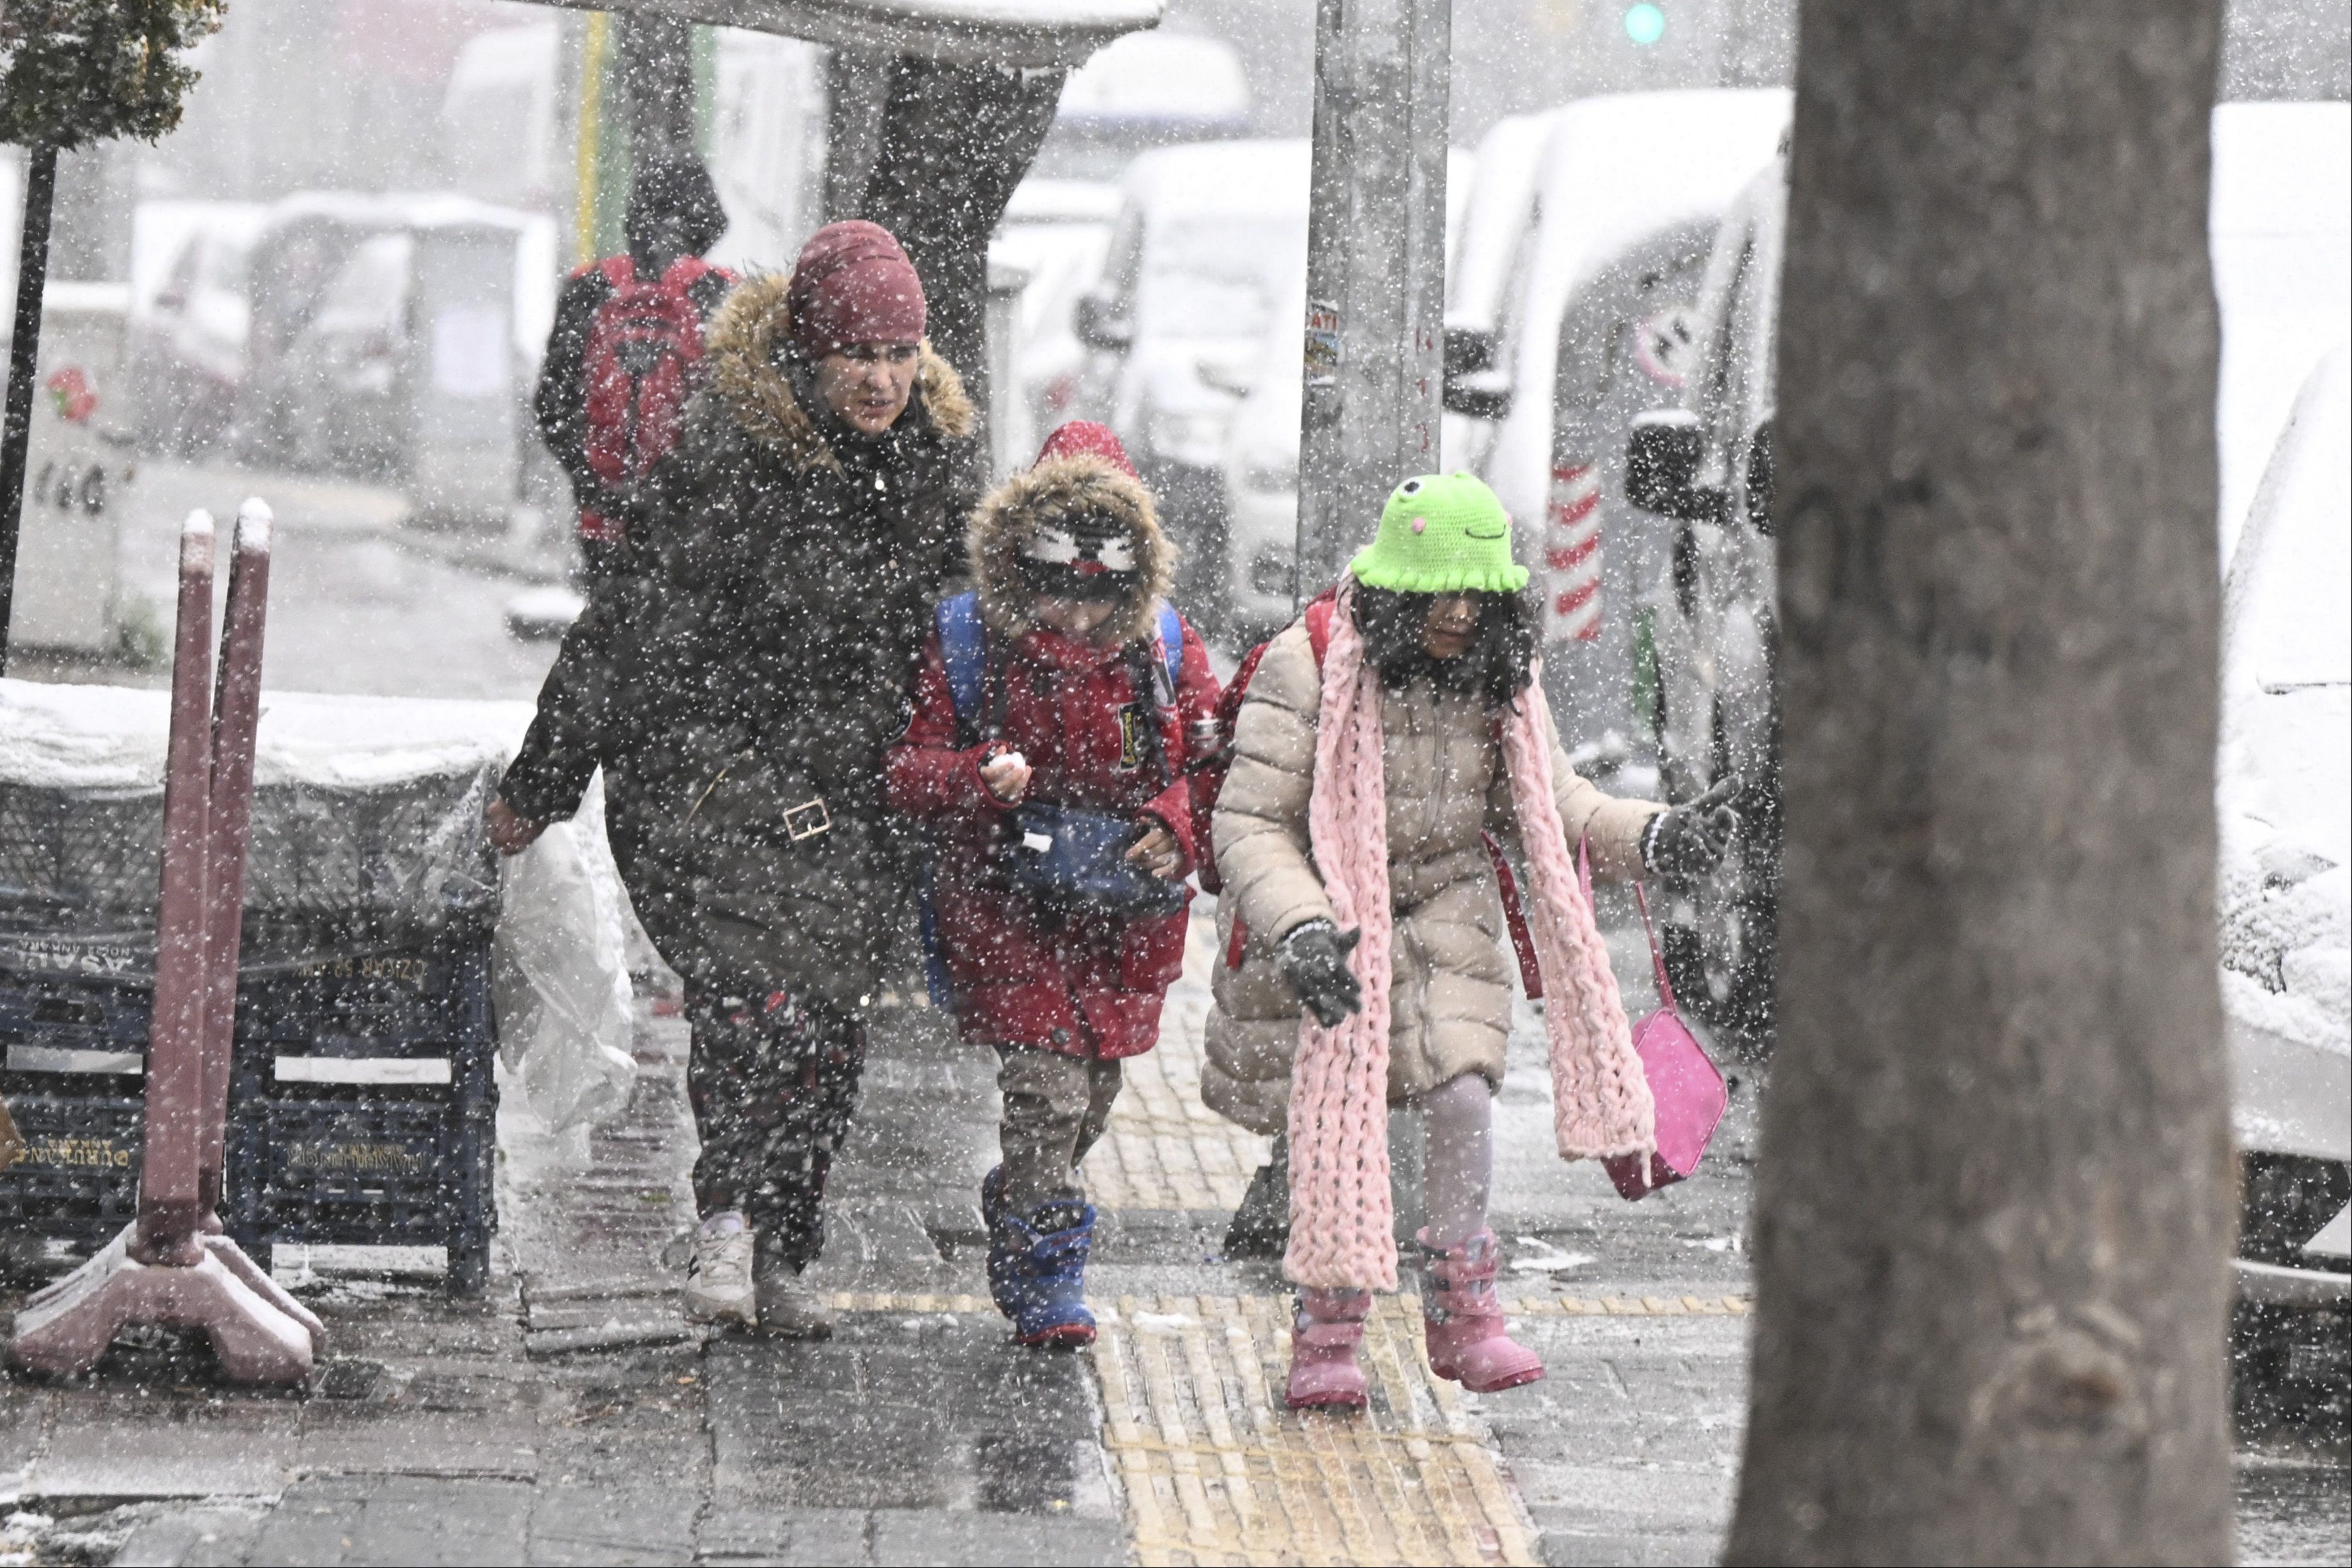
[1092,1293,1542,1567]
[807,1292,1741,1565]
[1084,915,1274,1212]
[816,1291,1748,1320]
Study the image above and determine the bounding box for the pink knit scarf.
[1284,586,1656,1291]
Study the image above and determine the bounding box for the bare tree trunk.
[1728,5,2236,1563]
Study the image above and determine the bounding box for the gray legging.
[1414,1071,1495,1249]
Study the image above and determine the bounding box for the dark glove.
[1644,774,1742,879]
[1278,920,1363,1028]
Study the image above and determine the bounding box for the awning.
[515,0,1161,67]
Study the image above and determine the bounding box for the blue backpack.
[932,591,1181,746]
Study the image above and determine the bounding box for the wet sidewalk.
[0,904,1774,1566]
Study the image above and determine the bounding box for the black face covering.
[1017,557,1134,605]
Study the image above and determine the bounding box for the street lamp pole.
[1293,0,1452,608]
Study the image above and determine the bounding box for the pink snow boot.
[1417,1229,1545,1393]
[1283,1287,1372,1411]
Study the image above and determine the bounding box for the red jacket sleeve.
[1137,615,1224,872]
[883,629,1005,822]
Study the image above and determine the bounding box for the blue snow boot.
[992,1198,1098,1348]
[981,1166,1018,1316]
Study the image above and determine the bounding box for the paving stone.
[695,1505,874,1566]
[295,1407,540,1479]
[25,1397,298,1499]
[111,1506,267,1567]
[0,1383,51,1495]
[525,1482,697,1565]
[1533,1520,1721,1568]
[867,1508,1130,1567]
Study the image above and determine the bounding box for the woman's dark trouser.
[684,988,866,1272]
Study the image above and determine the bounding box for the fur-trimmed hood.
[701,270,974,473]
[968,453,1176,646]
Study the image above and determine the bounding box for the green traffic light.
[1624,3,1666,45]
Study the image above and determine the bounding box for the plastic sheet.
[493,778,638,1132]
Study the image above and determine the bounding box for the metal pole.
[0,145,60,675]
[1293,0,1452,607]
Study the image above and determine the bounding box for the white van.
[2218,345,2350,1332]
[1072,139,1311,609]
[1622,100,2352,1044]
[1213,150,1473,639]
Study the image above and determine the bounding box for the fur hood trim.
[702,270,973,472]
[969,453,1176,646]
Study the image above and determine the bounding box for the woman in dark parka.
[489,221,977,1338]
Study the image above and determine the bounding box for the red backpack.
[1199,587,1544,997]
[1191,590,1337,895]
[581,255,727,502]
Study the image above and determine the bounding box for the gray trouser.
[995,1045,1123,1215]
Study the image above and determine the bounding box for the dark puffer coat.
[883,452,1220,1059]
[500,269,978,1006]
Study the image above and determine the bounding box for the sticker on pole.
[1303,299,1340,387]
[1634,306,1700,387]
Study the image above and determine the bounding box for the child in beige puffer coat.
[1206,473,1739,1410]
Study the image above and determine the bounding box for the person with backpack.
[1204,472,1739,1410]
[883,422,1220,1349]
[533,151,733,582]
[489,220,979,1340]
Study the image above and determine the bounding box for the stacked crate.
[226,920,498,1294]
[0,757,503,1295]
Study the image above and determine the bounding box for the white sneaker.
[755,1262,834,1340]
[683,1225,756,1329]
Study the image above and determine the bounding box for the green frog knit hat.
[1349,472,1529,594]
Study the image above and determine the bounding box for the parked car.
[242,195,555,520]
[2210,102,2351,561]
[1439,109,1565,473]
[125,201,268,456]
[991,177,1121,460]
[1622,99,2352,1047]
[1216,152,1473,641]
[2217,345,2349,1366]
[1073,138,1311,613]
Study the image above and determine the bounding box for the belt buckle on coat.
[784,796,832,842]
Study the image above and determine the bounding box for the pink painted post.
[198,500,271,1225]
[132,511,218,1266]
[191,500,324,1342]
[8,506,316,1384]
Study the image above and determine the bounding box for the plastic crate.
[0,926,499,1294]
[0,1092,144,1253]
[226,1075,497,1296]
[233,926,492,1052]
[0,971,151,1075]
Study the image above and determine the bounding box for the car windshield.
[1136,214,1304,343]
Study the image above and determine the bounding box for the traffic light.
[1623,3,1667,45]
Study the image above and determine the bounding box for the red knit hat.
[1033,420,1137,479]
[787,220,927,359]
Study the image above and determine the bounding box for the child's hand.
[979,749,1032,803]
[1126,821,1184,881]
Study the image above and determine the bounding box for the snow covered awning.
[515,0,1161,67]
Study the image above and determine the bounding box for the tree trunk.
[1727,5,2236,1564]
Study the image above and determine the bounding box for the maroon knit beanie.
[786,220,927,359]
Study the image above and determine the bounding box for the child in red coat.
[885,422,1219,1347]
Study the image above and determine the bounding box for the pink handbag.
[1573,840,1729,1201]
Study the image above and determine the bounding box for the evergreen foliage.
[0,0,224,150]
